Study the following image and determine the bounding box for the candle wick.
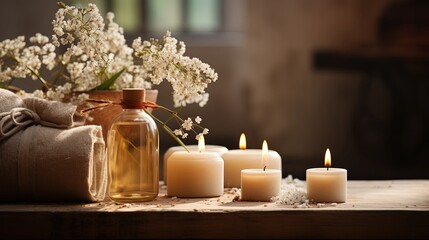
[263,166,266,171]
[327,167,329,171]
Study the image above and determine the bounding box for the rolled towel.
[0,89,107,202]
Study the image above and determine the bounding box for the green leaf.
[0,82,7,89]
[91,68,125,91]
[57,2,67,8]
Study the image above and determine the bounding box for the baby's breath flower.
[173,129,182,136]
[133,30,218,107]
[195,133,203,141]
[182,118,193,131]
[29,33,49,45]
[30,89,46,99]
[202,128,209,135]
[0,2,215,149]
[69,93,89,105]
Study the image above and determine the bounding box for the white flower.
[195,133,203,141]
[133,31,218,107]
[181,117,193,131]
[70,93,89,105]
[29,33,49,45]
[173,129,182,136]
[202,128,209,135]
[0,3,213,136]
[0,2,215,152]
[46,87,65,101]
[30,89,45,99]
[51,35,60,47]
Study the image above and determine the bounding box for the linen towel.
[0,89,107,202]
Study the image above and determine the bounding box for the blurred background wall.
[1,0,428,180]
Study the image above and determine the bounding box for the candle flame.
[198,135,205,152]
[239,133,246,150]
[262,140,268,171]
[325,148,331,169]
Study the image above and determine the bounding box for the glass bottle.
[107,89,159,202]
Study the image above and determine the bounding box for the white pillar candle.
[222,134,281,187]
[240,140,281,201]
[306,148,347,203]
[241,169,281,201]
[167,137,224,198]
[163,145,228,184]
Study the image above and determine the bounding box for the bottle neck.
[119,108,151,120]
[122,108,146,113]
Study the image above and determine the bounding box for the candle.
[222,133,282,187]
[163,144,228,184]
[167,136,224,198]
[306,148,347,203]
[241,140,282,201]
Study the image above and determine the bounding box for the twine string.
[81,99,159,114]
[0,108,41,141]
[0,107,76,142]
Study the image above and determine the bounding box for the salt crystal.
[285,174,293,184]
[229,187,241,194]
[273,175,308,205]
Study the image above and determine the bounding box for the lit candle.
[167,136,224,198]
[241,140,282,201]
[306,148,347,203]
[163,144,228,184]
[222,133,282,187]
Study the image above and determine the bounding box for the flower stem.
[27,67,50,89]
[157,105,185,122]
[144,109,189,152]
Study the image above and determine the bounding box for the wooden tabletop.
[0,180,428,239]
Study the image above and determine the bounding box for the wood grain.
[0,180,428,239]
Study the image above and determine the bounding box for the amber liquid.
[108,122,159,202]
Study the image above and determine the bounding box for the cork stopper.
[122,88,146,109]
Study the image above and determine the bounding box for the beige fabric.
[0,89,107,202]
[22,97,78,127]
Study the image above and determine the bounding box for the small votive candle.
[223,133,282,187]
[241,169,281,201]
[306,148,347,203]
[240,140,281,201]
